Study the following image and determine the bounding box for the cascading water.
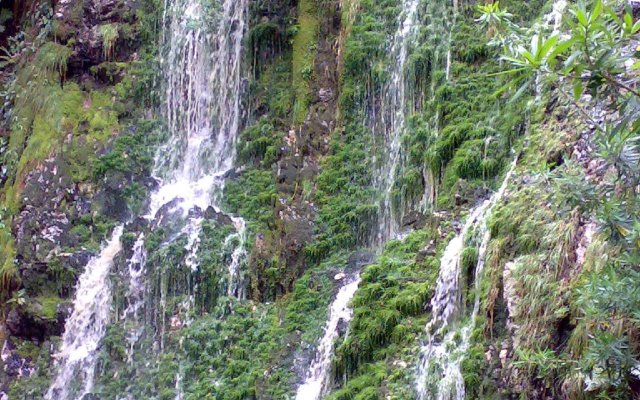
[415,157,518,400]
[45,226,124,400]
[138,0,248,392]
[122,234,147,364]
[370,0,421,245]
[46,0,248,398]
[294,2,421,398]
[295,275,362,400]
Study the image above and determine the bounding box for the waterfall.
[136,0,248,390]
[295,2,420,398]
[294,275,362,400]
[137,0,247,332]
[45,0,248,398]
[415,157,518,400]
[370,0,421,246]
[45,226,124,400]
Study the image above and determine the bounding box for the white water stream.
[295,275,362,400]
[45,226,124,400]
[371,0,421,246]
[415,157,517,400]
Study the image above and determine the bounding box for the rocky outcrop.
[13,156,92,295]
[247,0,343,301]
[55,0,139,81]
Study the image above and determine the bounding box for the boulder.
[204,206,233,226]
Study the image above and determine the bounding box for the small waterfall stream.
[45,226,124,400]
[45,0,248,398]
[295,1,421,398]
[415,157,518,400]
[371,0,421,245]
[294,275,362,400]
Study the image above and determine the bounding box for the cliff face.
[0,0,158,393]
[0,0,638,399]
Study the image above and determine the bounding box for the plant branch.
[557,86,606,133]
[602,71,640,98]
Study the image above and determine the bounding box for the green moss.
[36,42,73,77]
[33,295,63,320]
[330,229,441,392]
[98,23,120,60]
[291,0,318,124]
[237,119,284,166]
[0,227,18,301]
[223,170,278,230]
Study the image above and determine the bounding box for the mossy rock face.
[5,300,67,341]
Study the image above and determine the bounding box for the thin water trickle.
[370,0,421,246]
[296,2,422,397]
[121,234,147,364]
[294,2,421,397]
[415,157,517,400]
[127,0,247,342]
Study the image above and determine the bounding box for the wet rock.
[336,317,349,338]
[6,309,42,341]
[499,342,510,368]
[73,196,93,216]
[6,304,67,342]
[348,251,374,271]
[503,261,519,338]
[392,360,408,369]
[204,206,233,226]
[319,88,334,103]
[127,216,149,232]
[276,159,301,191]
[153,197,184,224]
[416,241,437,262]
[56,303,74,327]
[67,250,95,271]
[401,210,426,230]
[223,168,238,181]
[13,158,77,267]
[187,206,204,219]
[1,339,34,379]
[19,262,50,295]
[94,170,131,220]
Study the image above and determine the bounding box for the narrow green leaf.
[575,8,589,27]
[509,77,532,103]
[624,12,633,32]
[539,35,559,61]
[548,38,575,62]
[573,79,584,99]
[486,67,528,76]
[591,0,603,22]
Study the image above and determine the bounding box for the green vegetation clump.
[98,23,120,61]
[329,229,441,398]
[224,170,278,230]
